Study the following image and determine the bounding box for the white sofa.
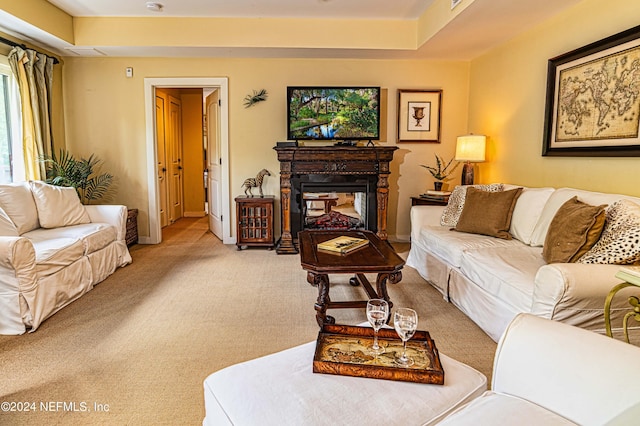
[203,314,640,425]
[0,181,132,334]
[407,184,640,342]
[439,313,640,425]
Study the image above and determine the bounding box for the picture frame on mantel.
[542,24,640,157]
[397,89,442,143]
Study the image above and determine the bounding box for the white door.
[155,94,169,227]
[206,90,223,239]
[168,95,184,223]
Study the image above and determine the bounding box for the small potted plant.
[420,154,459,191]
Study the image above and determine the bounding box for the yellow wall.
[180,89,205,217]
[468,0,640,195]
[0,0,73,44]
[61,57,470,241]
[73,17,415,51]
[417,0,473,46]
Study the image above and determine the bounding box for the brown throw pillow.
[542,196,606,264]
[440,183,504,227]
[455,187,523,239]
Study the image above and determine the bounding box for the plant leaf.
[243,89,268,108]
[39,149,114,204]
[420,154,460,181]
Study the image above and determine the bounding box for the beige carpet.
[0,217,496,425]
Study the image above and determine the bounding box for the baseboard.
[138,236,153,244]
[184,211,206,218]
[392,234,410,243]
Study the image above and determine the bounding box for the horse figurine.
[242,169,271,196]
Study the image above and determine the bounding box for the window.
[0,57,22,183]
[0,65,12,182]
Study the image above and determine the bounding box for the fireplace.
[274,145,397,254]
[296,175,376,233]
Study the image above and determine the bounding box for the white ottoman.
[203,341,486,425]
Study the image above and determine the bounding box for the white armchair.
[438,313,640,425]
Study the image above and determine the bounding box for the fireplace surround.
[274,145,397,254]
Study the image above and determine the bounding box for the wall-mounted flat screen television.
[287,86,380,141]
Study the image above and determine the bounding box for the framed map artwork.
[543,24,640,156]
[397,89,442,143]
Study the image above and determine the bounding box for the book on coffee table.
[317,236,369,254]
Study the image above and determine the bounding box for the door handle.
[162,167,167,172]
[178,166,183,170]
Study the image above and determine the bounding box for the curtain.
[7,47,54,180]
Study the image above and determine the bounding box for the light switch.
[125,67,133,78]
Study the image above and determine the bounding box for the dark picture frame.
[397,89,442,143]
[542,24,640,157]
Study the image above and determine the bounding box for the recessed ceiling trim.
[64,47,106,56]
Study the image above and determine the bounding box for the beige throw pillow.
[455,187,523,239]
[440,183,504,227]
[542,196,606,264]
[0,182,40,234]
[578,199,640,265]
[29,181,91,228]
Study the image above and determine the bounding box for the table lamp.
[455,134,486,185]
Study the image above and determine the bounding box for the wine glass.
[366,299,389,355]
[394,308,418,367]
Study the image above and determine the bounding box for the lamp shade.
[455,135,486,162]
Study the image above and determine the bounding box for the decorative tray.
[313,324,444,384]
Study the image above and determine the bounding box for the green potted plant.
[40,149,114,204]
[420,154,459,191]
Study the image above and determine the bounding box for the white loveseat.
[407,184,640,342]
[0,181,132,335]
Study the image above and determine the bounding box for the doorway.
[144,78,230,245]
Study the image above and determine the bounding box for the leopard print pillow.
[577,199,640,265]
[440,183,504,227]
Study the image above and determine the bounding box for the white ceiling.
[2,0,581,60]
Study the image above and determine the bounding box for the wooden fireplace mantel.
[274,145,398,254]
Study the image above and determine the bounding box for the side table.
[604,268,640,342]
[411,196,449,207]
[235,196,275,250]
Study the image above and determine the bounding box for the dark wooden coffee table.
[298,230,404,327]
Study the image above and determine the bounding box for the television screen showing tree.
[287,87,380,140]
